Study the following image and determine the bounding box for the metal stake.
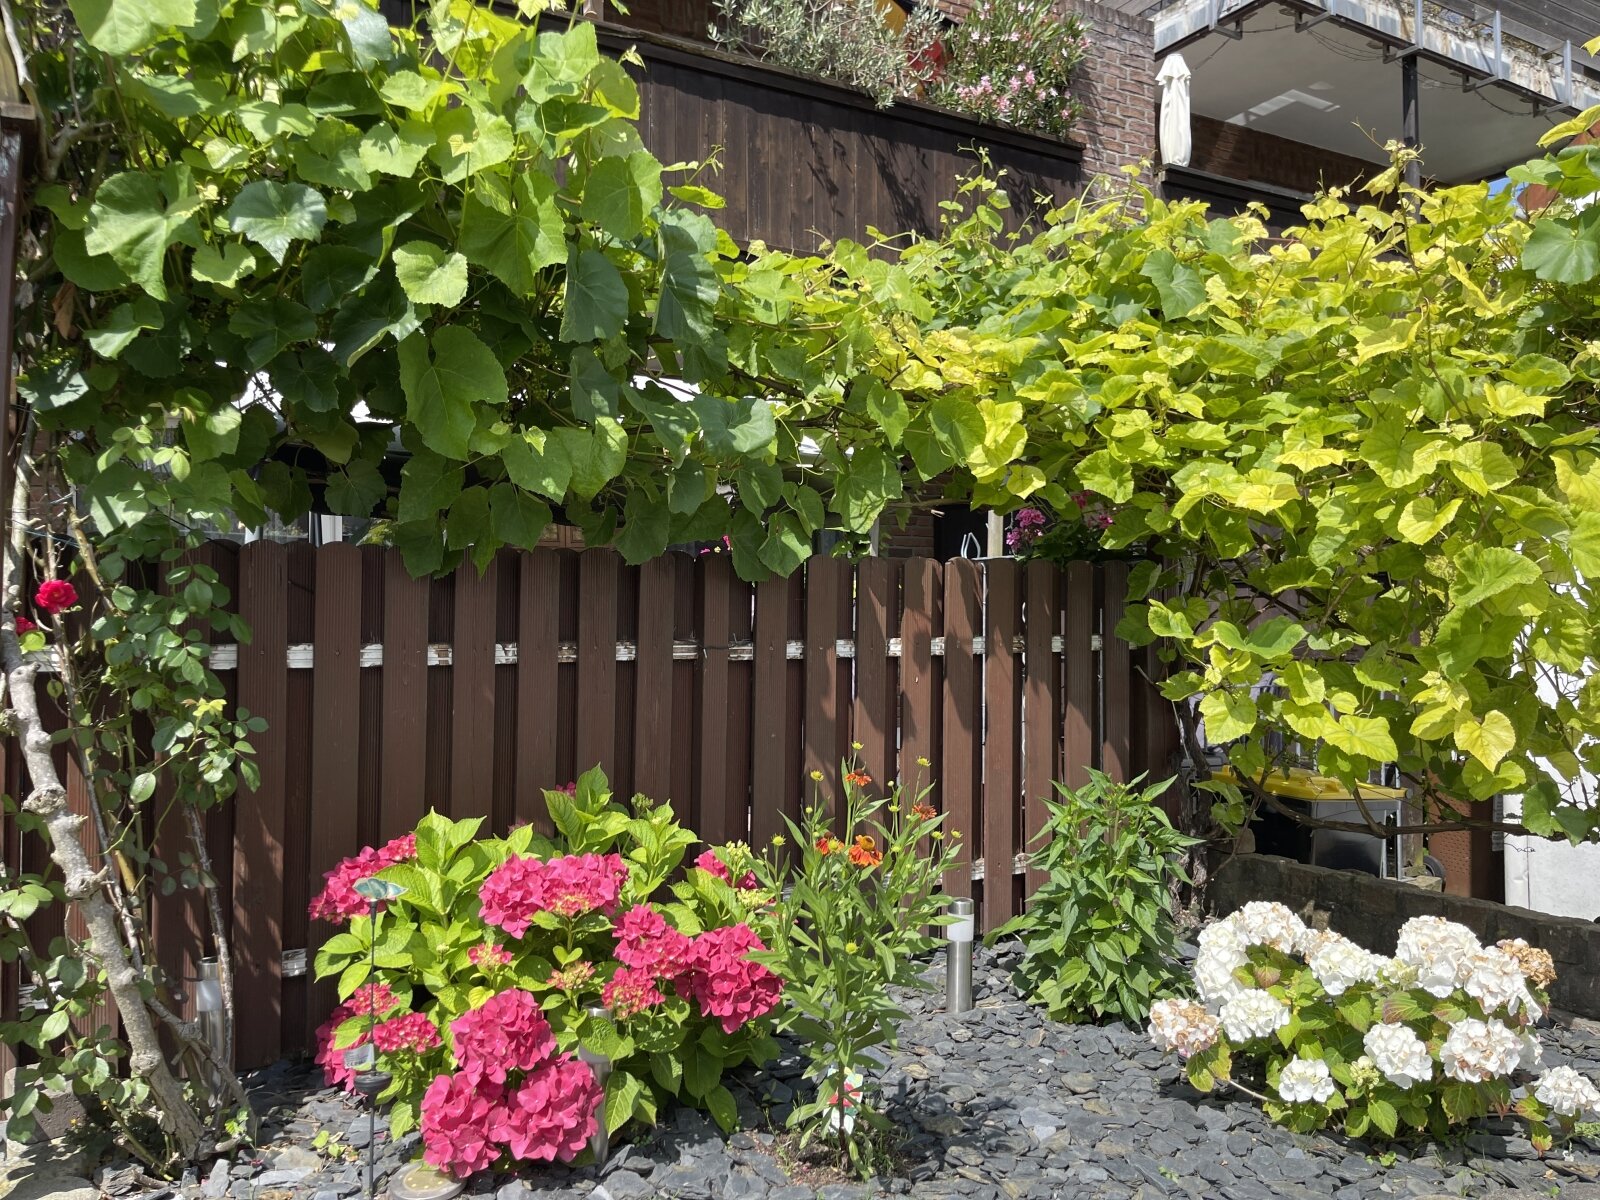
[946,898,975,1014]
[577,1005,614,1166]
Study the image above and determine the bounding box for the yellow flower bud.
[844,942,858,954]
[916,756,930,768]
[810,770,824,782]
[771,834,786,847]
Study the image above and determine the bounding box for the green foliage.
[992,772,1194,1024]
[311,767,777,1146]
[927,0,1087,140]
[751,762,962,1178]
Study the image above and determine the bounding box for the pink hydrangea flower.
[496,1058,601,1163]
[372,1011,442,1055]
[451,989,556,1087]
[347,981,400,1018]
[603,966,666,1018]
[694,849,758,892]
[313,1002,365,1093]
[680,924,783,1034]
[479,853,628,937]
[548,961,596,992]
[612,904,693,978]
[421,1073,502,1178]
[308,834,418,924]
[467,942,512,971]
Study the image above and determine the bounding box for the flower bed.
[1149,902,1591,1147]
[310,769,781,1177]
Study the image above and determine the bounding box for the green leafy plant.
[1150,905,1585,1148]
[992,771,1194,1024]
[712,0,944,106]
[751,760,962,1177]
[312,767,780,1168]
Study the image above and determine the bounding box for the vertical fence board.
[380,553,428,841]
[695,556,743,844]
[803,558,849,800]
[751,574,802,853]
[308,545,362,1028]
[450,560,498,819]
[516,552,561,832]
[633,557,677,804]
[1063,562,1096,789]
[1023,561,1060,896]
[574,552,620,776]
[852,558,897,787]
[983,559,1021,926]
[233,542,288,1067]
[1101,562,1131,782]
[940,560,981,901]
[898,559,941,799]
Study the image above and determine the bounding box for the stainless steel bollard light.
[352,877,408,1200]
[946,897,975,1013]
[577,1005,614,1166]
[195,957,226,1098]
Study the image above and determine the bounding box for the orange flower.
[848,835,882,868]
[816,834,843,856]
[845,771,872,788]
[910,802,936,821]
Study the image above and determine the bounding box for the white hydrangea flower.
[1148,998,1221,1059]
[1463,946,1537,1017]
[1194,947,1249,1009]
[1535,1066,1600,1118]
[1440,1018,1524,1083]
[1308,933,1381,997]
[1231,901,1307,955]
[1395,916,1482,998]
[1362,1022,1433,1089]
[1379,956,1419,989]
[1276,1057,1336,1105]
[1197,918,1247,957]
[1219,988,1290,1043]
[1520,1030,1542,1072]
[1295,925,1338,957]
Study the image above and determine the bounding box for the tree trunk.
[2,438,206,1161]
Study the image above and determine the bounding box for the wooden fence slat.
[803,558,849,802]
[633,557,677,805]
[233,541,288,1067]
[1063,561,1096,789]
[516,552,561,832]
[695,556,742,844]
[852,557,897,787]
[308,544,363,1029]
[940,559,981,901]
[1101,562,1131,783]
[1023,561,1060,896]
[751,574,802,853]
[983,558,1021,928]
[574,551,620,777]
[380,552,428,841]
[898,559,941,801]
[450,560,497,819]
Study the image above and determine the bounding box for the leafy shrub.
[751,761,962,1175]
[1004,494,1147,564]
[1149,904,1592,1148]
[927,0,1086,139]
[312,768,781,1175]
[712,0,944,106]
[992,771,1193,1024]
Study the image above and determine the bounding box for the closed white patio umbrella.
[1158,53,1192,168]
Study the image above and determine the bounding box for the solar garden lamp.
[945,898,975,1014]
[194,956,226,1099]
[577,1004,614,1166]
[349,876,407,1200]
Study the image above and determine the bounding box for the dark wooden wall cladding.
[612,26,1085,253]
[0,546,1179,1072]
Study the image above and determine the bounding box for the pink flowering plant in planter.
[927,0,1087,140]
[1149,904,1596,1150]
[311,767,782,1173]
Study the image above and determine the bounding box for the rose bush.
[1150,904,1593,1148]
[312,768,781,1173]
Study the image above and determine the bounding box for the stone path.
[89,946,1600,1200]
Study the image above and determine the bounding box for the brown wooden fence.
[3,544,1178,1071]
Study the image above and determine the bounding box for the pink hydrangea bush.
[312,767,783,1168]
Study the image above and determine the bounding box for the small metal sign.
[342,1042,376,1070]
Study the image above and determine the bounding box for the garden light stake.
[350,877,406,1199]
[946,898,975,1014]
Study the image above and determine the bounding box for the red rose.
[34,580,77,615]
[14,616,35,634]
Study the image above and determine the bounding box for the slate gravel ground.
[101,946,1600,1200]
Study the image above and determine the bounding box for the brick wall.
[1187,115,1378,196]
[1211,854,1600,1017]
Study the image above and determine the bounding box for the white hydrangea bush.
[1147,905,1587,1147]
